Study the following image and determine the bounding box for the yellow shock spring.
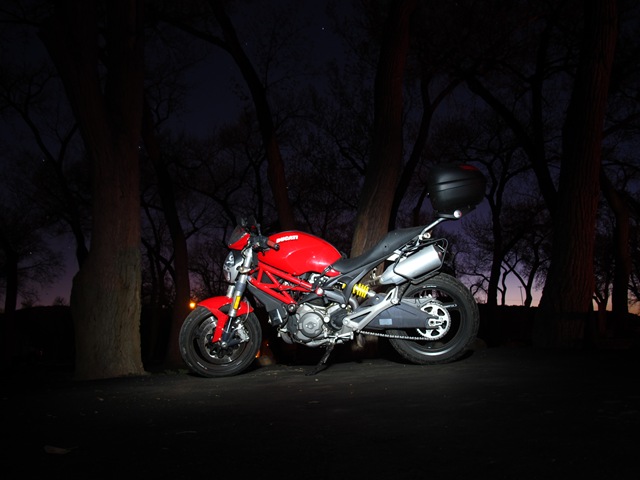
[352,283,370,298]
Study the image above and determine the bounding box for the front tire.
[179,306,261,377]
[388,273,479,365]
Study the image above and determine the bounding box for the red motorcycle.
[179,163,486,376]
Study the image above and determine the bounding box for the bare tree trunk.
[40,0,145,379]
[141,100,190,367]
[389,74,461,230]
[534,0,618,349]
[600,171,631,316]
[209,1,295,230]
[0,231,18,315]
[351,0,417,257]
[0,230,17,365]
[389,75,433,230]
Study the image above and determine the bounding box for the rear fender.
[198,296,254,342]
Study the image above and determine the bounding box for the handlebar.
[266,238,280,251]
[237,216,279,251]
[249,234,280,252]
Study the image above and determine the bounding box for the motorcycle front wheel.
[179,306,261,377]
[388,273,479,365]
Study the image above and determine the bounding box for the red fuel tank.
[260,231,342,276]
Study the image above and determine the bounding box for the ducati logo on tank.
[275,234,299,243]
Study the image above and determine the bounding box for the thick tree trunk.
[534,0,617,348]
[351,0,417,257]
[41,0,145,379]
[71,162,143,379]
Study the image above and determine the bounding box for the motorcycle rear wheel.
[388,273,479,365]
[179,306,261,377]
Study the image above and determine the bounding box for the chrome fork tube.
[221,247,254,344]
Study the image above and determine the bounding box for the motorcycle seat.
[331,225,424,273]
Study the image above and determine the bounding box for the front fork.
[219,247,254,345]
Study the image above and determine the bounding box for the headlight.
[223,251,242,283]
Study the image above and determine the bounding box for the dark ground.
[3,345,640,479]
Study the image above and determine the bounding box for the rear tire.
[179,306,261,377]
[388,273,479,365]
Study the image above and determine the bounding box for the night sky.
[2,1,353,307]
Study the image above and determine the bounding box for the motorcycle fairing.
[198,296,254,342]
[261,230,342,276]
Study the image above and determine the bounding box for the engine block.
[282,303,346,344]
[286,304,325,342]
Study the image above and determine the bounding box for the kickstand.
[306,343,335,376]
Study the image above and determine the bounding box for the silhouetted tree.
[350,0,417,256]
[0,62,89,268]
[449,0,624,345]
[535,0,618,347]
[141,101,190,367]
[0,181,62,313]
[40,0,145,379]
[629,212,640,308]
[599,171,631,316]
[152,0,297,230]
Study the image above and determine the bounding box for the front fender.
[197,296,254,342]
